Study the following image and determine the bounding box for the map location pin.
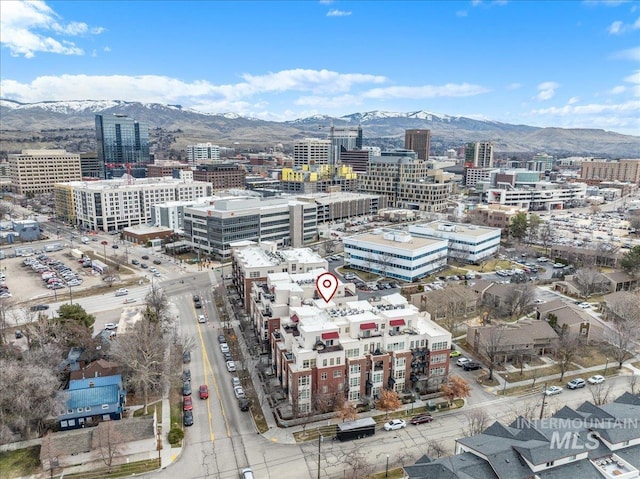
[316,272,339,303]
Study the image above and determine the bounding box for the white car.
[115,288,128,297]
[220,343,230,353]
[233,385,246,399]
[226,361,236,372]
[544,386,563,396]
[104,323,118,330]
[588,375,605,385]
[384,419,406,431]
[456,357,471,367]
[198,314,206,323]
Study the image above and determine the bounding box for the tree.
[504,284,536,319]
[96,421,122,471]
[539,221,555,254]
[441,375,471,405]
[556,330,579,381]
[590,203,601,215]
[0,359,62,440]
[620,246,640,277]
[427,438,447,458]
[509,212,529,240]
[57,304,95,329]
[589,382,613,406]
[342,449,373,479]
[629,214,640,234]
[375,389,401,418]
[482,326,506,381]
[573,267,607,297]
[144,283,172,333]
[0,297,14,346]
[462,408,489,436]
[335,399,358,423]
[526,214,542,245]
[606,294,640,369]
[113,319,168,414]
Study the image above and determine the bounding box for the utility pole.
[539,386,547,420]
[317,430,323,479]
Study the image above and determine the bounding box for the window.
[333,370,342,378]
[321,372,327,380]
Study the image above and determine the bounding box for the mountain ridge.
[1,99,638,158]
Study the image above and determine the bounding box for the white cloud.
[610,85,627,94]
[363,83,491,99]
[506,82,522,90]
[612,46,640,60]
[103,46,111,52]
[568,96,580,104]
[535,81,560,101]
[326,9,352,17]
[607,17,640,34]
[0,0,104,58]
[456,10,468,17]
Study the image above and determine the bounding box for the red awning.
[389,319,405,327]
[360,322,377,331]
[322,331,339,340]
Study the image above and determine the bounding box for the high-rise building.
[328,126,363,165]
[464,142,494,168]
[95,114,150,178]
[8,149,82,195]
[293,138,331,168]
[405,129,431,160]
[187,143,220,164]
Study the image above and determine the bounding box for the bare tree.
[0,359,63,440]
[539,221,555,254]
[96,421,122,471]
[113,320,168,414]
[102,274,117,288]
[377,251,393,279]
[342,449,374,479]
[628,374,639,395]
[0,297,15,346]
[607,319,637,369]
[463,408,489,436]
[504,285,536,318]
[556,330,580,381]
[427,438,447,458]
[573,267,607,298]
[144,283,172,333]
[590,382,613,406]
[482,326,506,381]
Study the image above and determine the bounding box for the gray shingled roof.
[405,452,498,479]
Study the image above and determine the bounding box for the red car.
[410,414,434,425]
[199,384,209,400]
[183,395,193,411]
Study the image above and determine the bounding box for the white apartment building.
[184,196,318,259]
[409,221,502,264]
[293,138,331,168]
[250,269,451,412]
[186,143,220,164]
[9,149,82,195]
[231,241,328,311]
[61,178,212,232]
[465,167,498,187]
[483,182,587,211]
[343,230,448,282]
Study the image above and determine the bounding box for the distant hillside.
[1,99,638,158]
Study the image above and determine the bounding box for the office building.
[358,156,455,212]
[79,152,102,179]
[184,196,318,259]
[465,142,494,168]
[339,149,371,172]
[56,177,211,232]
[482,182,587,211]
[309,191,387,223]
[8,149,82,195]
[343,230,448,281]
[151,197,218,232]
[293,138,331,168]
[328,126,363,165]
[580,159,640,184]
[95,114,149,178]
[470,204,528,231]
[404,129,431,160]
[147,162,192,178]
[280,164,358,194]
[187,143,220,164]
[465,167,497,187]
[193,163,246,190]
[250,269,451,411]
[409,221,502,264]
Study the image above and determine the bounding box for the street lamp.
[503,374,508,396]
[604,358,609,377]
[68,284,73,305]
[385,454,390,478]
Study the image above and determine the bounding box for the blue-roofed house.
[57,374,126,431]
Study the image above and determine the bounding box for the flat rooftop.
[345,231,446,250]
[411,221,501,237]
[235,246,324,268]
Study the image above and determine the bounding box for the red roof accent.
[291,314,299,323]
[321,331,339,340]
[360,322,377,331]
[389,319,405,327]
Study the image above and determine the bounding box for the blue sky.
[1,0,639,134]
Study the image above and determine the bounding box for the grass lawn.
[573,347,610,368]
[466,259,514,273]
[0,446,40,478]
[133,400,162,418]
[62,458,160,479]
[336,266,380,281]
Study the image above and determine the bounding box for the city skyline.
[0,1,639,135]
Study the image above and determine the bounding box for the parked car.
[456,358,471,367]
[222,351,232,362]
[140,263,148,269]
[183,395,193,411]
[199,384,209,399]
[450,350,461,358]
[238,397,250,411]
[410,414,434,425]
[182,369,191,381]
[567,378,586,389]
[30,304,49,312]
[153,260,161,265]
[183,410,194,427]
[183,351,191,364]
[131,259,139,265]
[220,343,230,353]
[104,322,118,330]
[182,381,191,396]
[198,314,206,323]
[463,361,481,371]
[141,255,149,260]
[588,375,605,385]
[226,361,236,372]
[218,334,226,344]
[233,385,246,399]
[231,377,241,388]
[384,419,406,431]
[544,386,563,396]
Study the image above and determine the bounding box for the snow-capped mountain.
[1,99,638,157]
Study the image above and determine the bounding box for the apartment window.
[321,372,327,380]
[333,370,342,378]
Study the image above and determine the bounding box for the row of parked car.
[23,254,84,290]
[218,333,250,411]
[544,375,606,396]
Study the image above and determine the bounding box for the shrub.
[167,427,184,445]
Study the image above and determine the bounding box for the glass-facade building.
[95,114,150,178]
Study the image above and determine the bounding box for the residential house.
[466,319,558,363]
[600,291,640,322]
[601,271,638,293]
[536,299,605,343]
[549,244,622,268]
[404,392,640,479]
[56,374,126,430]
[69,360,121,381]
[410,284,480,321]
